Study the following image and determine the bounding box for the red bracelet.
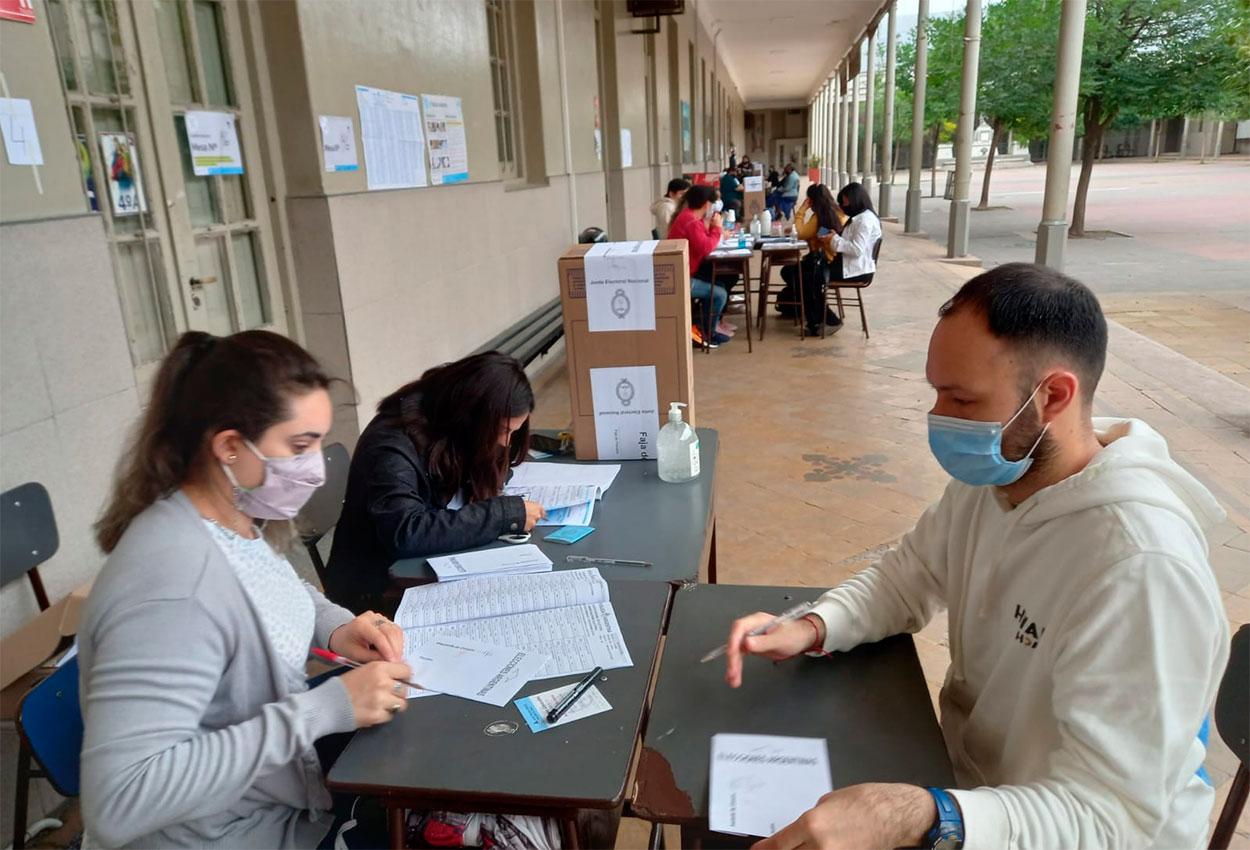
[800,615,826,654]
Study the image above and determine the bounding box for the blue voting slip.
[544,525,596,544]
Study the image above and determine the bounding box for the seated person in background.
[766,164,783,213]
[650,177,690,240]
[725,264,1229,850]
[782,183,847,336]
[80,330,410,849]
[719,167,744,219]
[827,180,882,294]
[777,163,802,219]
[668,185,732,348]
[740,154,754,174]
[326,352,544,612]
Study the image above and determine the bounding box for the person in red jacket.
[667,185,732,346]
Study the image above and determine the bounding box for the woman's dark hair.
[666,177,691,196]
[805,183,840,231]
[96,331,332,552]
[673,184,718,220]
[379,352,534,504]
[838,182,875,218]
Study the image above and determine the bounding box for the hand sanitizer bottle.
[658,402,700,483]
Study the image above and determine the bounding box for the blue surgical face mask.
[927,383,1049,487]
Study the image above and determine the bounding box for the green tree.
[974,0,1059,209]
[894,13,966,193]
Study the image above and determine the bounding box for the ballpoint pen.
[309,648,425,690]
[699,601,819,663]
[566,555,652,567]
[546,666,603,723]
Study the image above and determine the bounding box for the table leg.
[388,805,405,850]
[756,257,770,341]
[708,521,718,584]
[648,822,666,850]
[743,258,754,353]
[562,816,582,849]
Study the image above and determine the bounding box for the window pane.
[174,113,221,227]
[116,239,169,366]
[221,173,249,222]
[194,237,234,335]
[232,231,270,329]
[193,1,233,107]
[79,0,123,94]
[155,0,195,104]
[47,0,78,91]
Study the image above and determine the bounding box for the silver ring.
[387,703,402,714]
[373,617,388,629]
[392,682,404,695]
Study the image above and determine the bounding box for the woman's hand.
[724,613,825,688]
[329,611,405,663]
[711,212,724,231]
[340,661,414,728]
[523,500,547,531]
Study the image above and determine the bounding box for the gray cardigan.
[78,492,358,848]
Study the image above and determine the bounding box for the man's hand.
[752,783,936,850]
[724,613,825,688]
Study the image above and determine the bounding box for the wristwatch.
[924,787,965,850]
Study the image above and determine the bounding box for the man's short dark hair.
[939,262,1108,403]
[667,178,691,195]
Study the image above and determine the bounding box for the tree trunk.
[929,124,940,197]
[976,119,1004,210]
[1070,99,1107,239]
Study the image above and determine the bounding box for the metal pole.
[905,0,929,233]
[849,51,861,181]
[880,1,898,217]
[946,0,982,258]
[863,27,877,195]
[1034,0,1086,269]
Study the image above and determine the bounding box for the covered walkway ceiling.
[696,0,890,109]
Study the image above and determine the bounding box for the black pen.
[546,666,603,723]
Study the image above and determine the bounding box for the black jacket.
[324,406,527,613]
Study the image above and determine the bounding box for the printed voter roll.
[583,241,658,332]
[709,734,833,838]
[589,365,659,461]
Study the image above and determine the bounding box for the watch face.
[934,834,964,850]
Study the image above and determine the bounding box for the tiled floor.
[533,222,1250,848]
[1103,292,1250,389]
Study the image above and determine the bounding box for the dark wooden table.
[326,580,673,849]
[389,430,720,588]
[630,583,955,846]
[705,249,753,353]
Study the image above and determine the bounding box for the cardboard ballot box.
[743,175,767,220]
[557,241,696,461]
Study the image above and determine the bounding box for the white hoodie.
[809,418,1230,850]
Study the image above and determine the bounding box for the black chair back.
[297,443,350,587]
[1215,624,1249,767]
[872,236,883,262]
[0,483,59,610]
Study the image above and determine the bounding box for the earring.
[227,454,238,463]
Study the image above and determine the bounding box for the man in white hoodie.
[725,263,1230,850]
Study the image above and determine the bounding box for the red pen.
[310,647,424,690]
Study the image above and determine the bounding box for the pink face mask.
[222,439,325,520]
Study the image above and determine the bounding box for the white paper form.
[589,364,660,460]
[709,734,833,838]
[515,683,611,732]
[394,568,610,629]
[318,115,359,172]
[421,94,469,184]
[427,544,552,582]
[503,483,597,526]
[184,110,243,175]
[404,636,547,707]
[355,84,427,190]
[0,97,42,165]
[584,240,658,332]
[506,463,621,497]
[404,603,631,679]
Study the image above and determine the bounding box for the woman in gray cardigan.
[79,331,413,848]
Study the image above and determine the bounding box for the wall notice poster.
[0,97,42,165]
[355,84,427,190]
[421,94,469,185]
[183,110,243,175]
[680,100,692,160]
[620,128,632,168]
[589,365,659,461]
[583,240,657,333]
[98,132,147,216]
[318,115,358,172]
[0,0,35,24]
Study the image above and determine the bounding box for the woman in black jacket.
[325,352,545,612]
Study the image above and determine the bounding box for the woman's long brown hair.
[95,330,331,553]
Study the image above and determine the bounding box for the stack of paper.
[405,636,547,706]
[394,568,634,680]
[709,734,833,838]
[504,462,622,526]
[427,543,552,581]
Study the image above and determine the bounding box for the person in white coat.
[723,263,1230,850]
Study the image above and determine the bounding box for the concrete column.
[863,27,877,194]
[1180,115,1191,158]
[838,68,850,186]
[1034,0,1086,269]
[823,83,833,183]
[832,74,841,187]
[812,92,821,176]
[880,1,898,217]
[1214,119,1224,159]
[946,0,982,259]
[848,57,860,181]
[905,0,929,233]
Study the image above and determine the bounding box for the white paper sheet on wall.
[421,94,469,184]
[318,115,358,172]
[584,240,658,333]
[0,97,42,165]
[589,364,659,460]
[184,110,243,175]
[620,127,632,168]
[355,84,427,190]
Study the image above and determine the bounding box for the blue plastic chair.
[15,655,82,808]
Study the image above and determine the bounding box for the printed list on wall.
[421,94,469,185]
[355,85,427,190]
